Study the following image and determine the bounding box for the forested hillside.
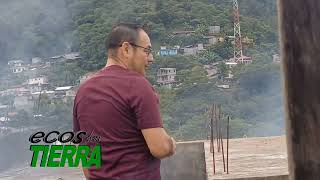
[0,0,283,140]
[65,0,282,139]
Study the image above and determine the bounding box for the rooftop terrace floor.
[205,136,288,179]
[0,136,289,180]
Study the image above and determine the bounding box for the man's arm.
[130,78,176,158]
[142,128,176,159]
[82,168,90,179]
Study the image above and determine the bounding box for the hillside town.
[0,23,282,127]
[0,52,84,123]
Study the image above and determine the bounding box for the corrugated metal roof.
[55,86,73,91]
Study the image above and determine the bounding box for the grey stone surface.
[161,141,207,180]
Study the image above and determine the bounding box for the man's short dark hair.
[106,23,143,51]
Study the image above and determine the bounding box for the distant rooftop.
[55,86,73,91]
[159,68,176,70]
[31,91,55,95]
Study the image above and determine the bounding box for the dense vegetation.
[66,0,283,139]
[0,0,283,141]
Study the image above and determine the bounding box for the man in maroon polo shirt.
[73,23,176,180]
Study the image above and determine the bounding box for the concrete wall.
[160,141,206,180]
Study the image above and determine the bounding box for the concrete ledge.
[161,141,207,180]
[217,175,288,180]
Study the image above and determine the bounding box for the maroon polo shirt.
[73,65,162,180]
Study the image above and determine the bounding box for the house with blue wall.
[159,46,179,56]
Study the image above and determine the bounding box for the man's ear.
[121,42,130,58]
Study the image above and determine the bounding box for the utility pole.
[233,0,244,63]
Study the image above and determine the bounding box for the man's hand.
[82,168,90,179]
[170,137,176,156]
[142,128,176,159]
